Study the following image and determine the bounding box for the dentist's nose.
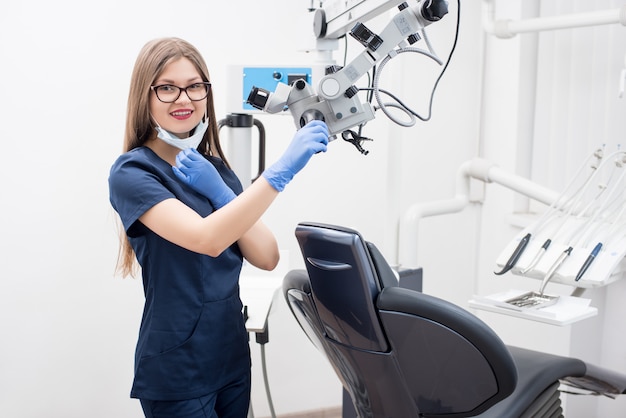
[176,89,192,104]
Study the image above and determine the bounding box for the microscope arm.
[247,0,449,142]
[318,1,447,101]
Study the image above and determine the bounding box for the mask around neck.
[154,117,209,150]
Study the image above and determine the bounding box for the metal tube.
[398,159,560,268]
[483,0,626,39]
[505,8,626,36]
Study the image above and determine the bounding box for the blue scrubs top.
[108,147,250,401]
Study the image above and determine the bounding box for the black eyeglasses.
[150,82,212,103]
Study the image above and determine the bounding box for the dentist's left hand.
[172,148,236,209]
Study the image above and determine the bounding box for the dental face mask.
[154,117,209,150]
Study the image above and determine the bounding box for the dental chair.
[283,222,625,418]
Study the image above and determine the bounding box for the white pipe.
[618,52,626,99]
[397,162,472,268]
[483,0,626,39]
[482,0,498,35]
[397,158,560,269]
[512,0,540,215]
[225,128,253,188]
[487,166,558,205]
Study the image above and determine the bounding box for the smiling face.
[150,57,207,139]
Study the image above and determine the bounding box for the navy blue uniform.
[108,147,250,402]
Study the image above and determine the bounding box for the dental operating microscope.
[246,0,451,155]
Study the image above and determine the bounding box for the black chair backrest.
[294,222,389,352]
[286,222,519,417]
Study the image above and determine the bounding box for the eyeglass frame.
[150,82,212,103]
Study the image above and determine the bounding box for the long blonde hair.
[115,37,229,277]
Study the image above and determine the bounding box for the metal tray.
[504,291,559,310]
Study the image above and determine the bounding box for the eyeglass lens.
[154,83,210,103]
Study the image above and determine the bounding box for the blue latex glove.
[172,148,236,209]
[262,120,329,192]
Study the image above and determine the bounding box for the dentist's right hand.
[173,148,236,209]
[262,120,329,192]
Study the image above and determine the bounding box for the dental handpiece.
[539,246,572,295]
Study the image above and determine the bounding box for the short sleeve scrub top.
[108,147,250,401]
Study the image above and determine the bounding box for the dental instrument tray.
[503,291,559,310]
[469,289,597,325]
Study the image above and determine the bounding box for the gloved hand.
[262,120,329,192]
[172,148,236,209]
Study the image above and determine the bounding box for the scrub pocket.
[132,292,251,400]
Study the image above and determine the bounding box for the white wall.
[1,0,625,417]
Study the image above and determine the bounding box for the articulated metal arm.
[246,0,449,150]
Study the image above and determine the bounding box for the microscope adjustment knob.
[422,0,449,22]
[325,65,342,75]
[344,85,358,99]
[294,79,307,90]
[313,9,327,38]
[407,33,421,45]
